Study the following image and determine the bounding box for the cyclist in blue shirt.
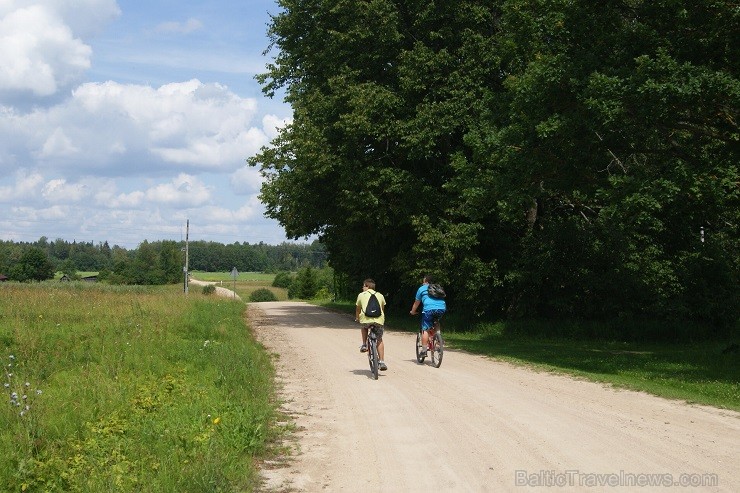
[409,275,446,357]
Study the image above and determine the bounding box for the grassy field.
[189,271,274,283]
[320,300,740,412]
[189,272,289,301]
[1,282,282,492]
[4,273,734,491]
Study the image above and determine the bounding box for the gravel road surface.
[249,302,738,493]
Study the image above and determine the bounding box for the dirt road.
[188,277,242,300]
[249,302,738,492]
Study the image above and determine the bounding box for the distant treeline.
[0,237,327,283]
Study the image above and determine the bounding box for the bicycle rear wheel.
[415,332,425,363]
[431,331,444,368]
[369,340,379,379]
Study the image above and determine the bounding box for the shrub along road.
[249,302,739,492]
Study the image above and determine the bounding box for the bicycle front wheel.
[415,332,425,363]
[431,332,444,368]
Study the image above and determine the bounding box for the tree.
[11,247,54,282]
[254,0,504,304]
[272,271,293,288]
[59,259,79,279]
[289,266,319,299]
[253,0,738,334]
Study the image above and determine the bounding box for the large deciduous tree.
[253,0,738,334]
[11,247,55,282]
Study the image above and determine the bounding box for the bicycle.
[366,323,382,380]
[415,314,444,368]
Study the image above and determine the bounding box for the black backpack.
[364,291,382,318]
[427,283,446,299]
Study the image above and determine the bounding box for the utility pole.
[184,219,190,294]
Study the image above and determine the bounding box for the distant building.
[82,275,98,283]
[60,275,71,282]
[0,274,8,282]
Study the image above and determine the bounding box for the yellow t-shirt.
[356,289,385,324]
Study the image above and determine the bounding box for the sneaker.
[379,361,388,371]
[360,344,368,353]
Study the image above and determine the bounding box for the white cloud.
[11,203,68,221]
[262,113,291,139]
[144,173,211,206]
[0,0,294,248]
[41,178,88,202]
[30,0,121,37]
[230,165,263,195]
[197,197,261,224]
[0,169,44,200]
[74,80,265,170]
[0,0,119,97]
[40,127,78,157]
[99,190,145,209]
[0,79,268,175]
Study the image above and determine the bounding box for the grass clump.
[0,282,279,492]
[201,284,216,295]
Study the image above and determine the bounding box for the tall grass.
[1,282,278,492]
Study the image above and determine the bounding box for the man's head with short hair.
[423,274,435,284]
[363,278,376,290]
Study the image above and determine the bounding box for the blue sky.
[0,0,296,248]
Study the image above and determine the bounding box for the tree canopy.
[252,0,738,336]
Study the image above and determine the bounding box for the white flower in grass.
[36,390,42,395]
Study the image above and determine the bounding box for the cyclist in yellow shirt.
[355,278,387,371]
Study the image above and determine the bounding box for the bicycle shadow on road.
[350,369,384,379]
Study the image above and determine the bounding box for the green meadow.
[1,282,282,492]
[189,272,289,301]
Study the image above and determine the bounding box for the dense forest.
[0,237,327,283]
[251,0,738,338]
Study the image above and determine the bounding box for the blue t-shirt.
[415,284,446,311]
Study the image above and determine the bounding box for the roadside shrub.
[313,287,333,300]
[272,271,293,288]
[249,288,278,302]
[202,284,216,295]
